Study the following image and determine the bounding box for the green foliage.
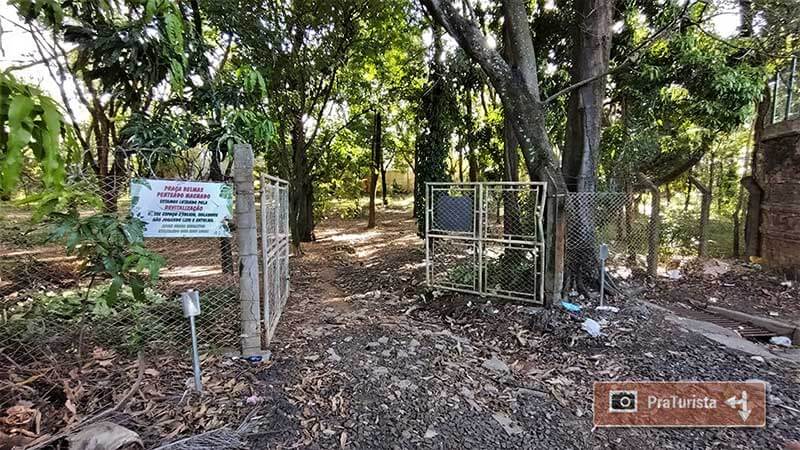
[120,112,192,153]
[484,251,539,297]
[48,211,164,305]
[0,72,65,196]
[2,283,238,353]
[20,180,104,222]
[446,262,474,286]
[29,283,166,321]
[315,128,370,219]
[14,0,190,106]
[603,2,766,184]
[660,201,740,259]
[414,48,459,234]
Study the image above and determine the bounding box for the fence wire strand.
[565,192,654,281]
[1,151,289,421]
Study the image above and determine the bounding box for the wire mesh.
[482,241,544,302]
[260,176,290,345]
[1,175,241,356]
[564,191,653,281]
[483,183,545,242]
[0,148,292,446]
[428,236,479,292]
[425,182,547,304]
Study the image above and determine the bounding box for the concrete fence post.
[233,143,262,355]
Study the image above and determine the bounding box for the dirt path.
[247,207,800,449]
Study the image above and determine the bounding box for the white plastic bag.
[582,318,602,337]
[769,336,792,347]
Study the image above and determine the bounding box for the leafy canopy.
[0,72,65,195]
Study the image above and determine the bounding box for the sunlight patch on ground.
[390,234,422,245]
[328,230,383,243]
[160,265,223,279]
[356,244,385,259]
[402,262,425,270]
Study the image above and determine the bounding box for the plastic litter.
[596,306,619,313]
[561,301,582,313]
[581,318,602,337]
[769,336,792,347]
[666,269,682,280]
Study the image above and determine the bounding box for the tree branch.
[308,109,369,169]
[501,0,540,100]
[542,0,694,104]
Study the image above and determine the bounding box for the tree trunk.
[421,0,568,304]
[562,0,611,291]
[458,147,464,182]
[563,0,611,193]
[414,28,452,235]
[689,175,711,257]
[380,165,388,206]
[290,115,314,246]
[638,174,660,277]
[368,111,382,228]
[501,21,522,235]
[684,177,692,212]
[624,183,636,264]
[209,147,235,274]
[465,87,479,182]
[93,110,124,213]
[502,120,522,235]
[411,154,418,219]
[733,206,742,258]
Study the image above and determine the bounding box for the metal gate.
[260,174,290,345]
[425,182,547,304]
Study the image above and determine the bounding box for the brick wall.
[758,119,800,270]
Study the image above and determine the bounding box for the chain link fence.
[565,191,656,283]
[260,175,290,346]
[425,182,547,304]
[1,173,241,359]
[0,148,289,433]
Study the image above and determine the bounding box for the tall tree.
[204,0,411,247]
[420,0,569,301]
[603,1,765,188]
[414,28,456,234]
[12,0,191,211]
[368,111,382,228]
[563,0,613,193]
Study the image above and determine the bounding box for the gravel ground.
[643,260,800,322]
[246,208,800,449]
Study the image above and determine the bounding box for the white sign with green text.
[130,179,234,238]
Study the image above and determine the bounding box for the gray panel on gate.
[435,195,473,232]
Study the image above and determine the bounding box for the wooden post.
[542,166,567,306]
[689,175,711,257]
[234,144,262,355]
[638,174,660,277]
